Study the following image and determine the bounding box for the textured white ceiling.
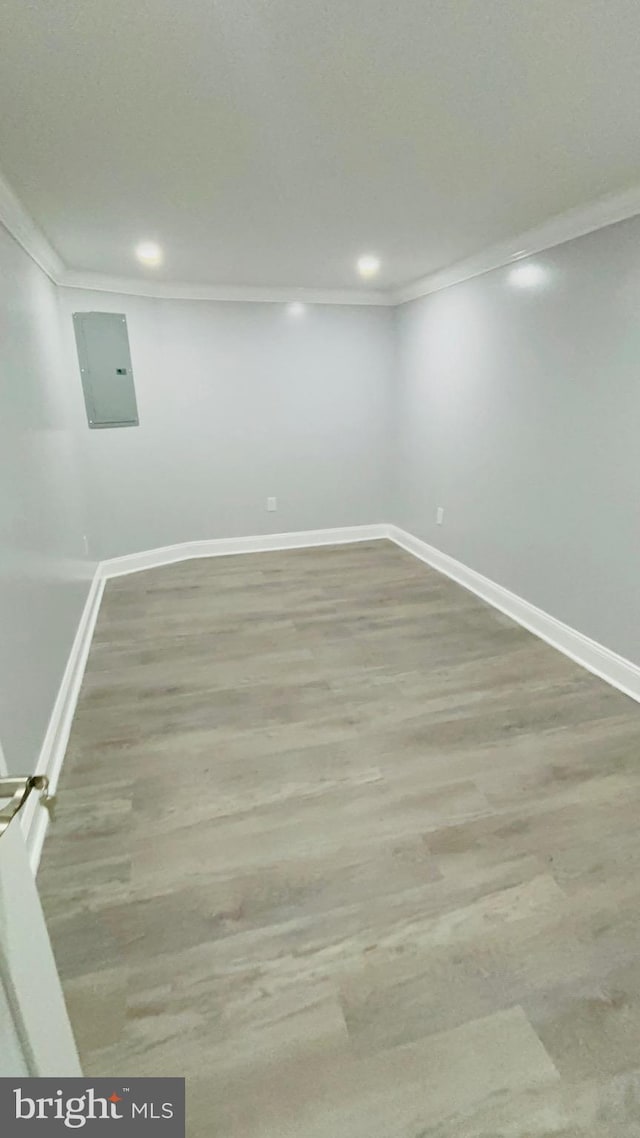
[2,0,640,291]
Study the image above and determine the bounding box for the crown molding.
[0,163,390,305]
[390,183,640,305]
[3,160,640,308]
[56,268,391,306]
[0,170,65,281]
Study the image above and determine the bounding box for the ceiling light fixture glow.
[508,262,547,289]
[287,301,306,317]
[357,254,381,279]
[135,241,163,267]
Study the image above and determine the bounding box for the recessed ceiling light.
[508,262,547,289]
[135,241,163,267]
[357,254,381,279]
[287,302,306,317]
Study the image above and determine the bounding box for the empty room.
[1,1,640,1134]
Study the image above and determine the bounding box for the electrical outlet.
[267,497,277,512]
[436,506,444,525]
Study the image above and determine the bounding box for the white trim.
[0,162,388,306]
[57,271,390,307]
[100,525,389,578]
[3,162,640,307]
[15,521,640,880]
[19,525,386,873]
[21,573,106,873]
[21,525,387,874]
[0,171,64,282]
[388,525,640,705]
[390,184,640,304]
[48,183,640,305]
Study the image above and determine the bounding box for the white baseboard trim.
[21,524,386,872]
[25,520,639,877]
[99,524,389,578]
[22,572,106,873]
[388,525,640,705]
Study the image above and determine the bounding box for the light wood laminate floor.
[39,540,640,1136]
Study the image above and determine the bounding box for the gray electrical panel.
[73,312,139,428]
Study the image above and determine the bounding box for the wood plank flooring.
[38,540,640,1136]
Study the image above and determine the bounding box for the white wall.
[4,207,639,785]
[393,215,640,666]
[0,225,93,775]
[58,291,394,559]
